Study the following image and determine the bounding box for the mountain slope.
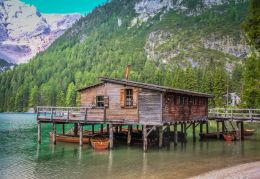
[0,0,250,111]
[0,0,81,64]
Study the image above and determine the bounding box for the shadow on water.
[1,113,260,178]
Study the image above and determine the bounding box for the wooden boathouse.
[37,77,213,151]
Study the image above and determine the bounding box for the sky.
[21,0,108,15]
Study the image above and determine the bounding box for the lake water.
[1,113,260,179]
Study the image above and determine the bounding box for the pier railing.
[37,106,105,122]
[208,108,260,121]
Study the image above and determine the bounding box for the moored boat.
[49,132,90,143]
[223,133,235,141]
[244,129,254,136]
[91,135,110,150]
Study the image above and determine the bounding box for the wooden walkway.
[208,108,260,121]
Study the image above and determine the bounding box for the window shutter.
[133,88,139,108]
[104,96,109,107]
[92,96,96,107]
[120,89,125,108]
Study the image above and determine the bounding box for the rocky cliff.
[0,0,81,64]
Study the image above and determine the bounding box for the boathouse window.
[125,89,133,107]
[96,96,104,107]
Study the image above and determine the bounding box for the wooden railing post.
[84,108,87,121]
[51,108,54,121]
[67,108,70,121]
[249,109,253,121]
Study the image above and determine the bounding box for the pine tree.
[29,86,39,109]
[56,90,65,106]
[66,83,76,107]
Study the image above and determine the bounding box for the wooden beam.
[53,123,56,145]
[79,123,83,146]
[37,122,41,144]
[143,125,147,152]
[109,124,113,149]
[159,126,163,148]
[127,125,132,145]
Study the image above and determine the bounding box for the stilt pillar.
[127,125,132,145]
[221,121,225,133]
[53,123,56,145]
[79,123,83,146]
[92,125,95,135]
[240,121,244,140]
[206,121,209,134]
[192,122,196,142]
[37,122,41,144]
[100,124,103,134]
[183,123,187,143]
[109,124,113,149]
[143,125,147,152]
[159,126,163,148]
[216,121,220,139]
[62,124,65,135]
[174,124,178,146]
[74,123,78,136]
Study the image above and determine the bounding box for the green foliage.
[0,0,251,111]
[66,82,76,107]
[242,0,260,51]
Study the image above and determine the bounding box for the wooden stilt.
[115,126,119,133]
[174,124,178,146]
[192,122,196,142]
[206,121,209,134]
[183,123,187,143]
[100,124,103,134]
[53,123,56,145]
[92,125,95,134]
[143,125,147,152]
[216,121,220,139]
[79,123,83,146]
[137,125,139,131]
[62,124,65,135]
[240,121,244,140]
[109,124,113,149]
[221,121,225,133]
[74,123,78,136]
[119,126,122,132]
[37,122,41,144]
[107,124,109,132]
[127,125,132,145]
[199,122,203,134]
[159,126,163,148]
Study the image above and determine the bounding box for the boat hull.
[49,132,90,143]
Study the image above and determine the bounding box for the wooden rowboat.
[244,129,254,136]
[49,132,90,143]
[91,135,109,150]
[223,133,235,141]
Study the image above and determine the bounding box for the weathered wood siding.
[163,93,208,122]
[80,83,138,122]
[139,89,162,124]
[105,83,138,122]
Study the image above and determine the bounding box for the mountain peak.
[0,0,81,64]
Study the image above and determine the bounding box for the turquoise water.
[1,113,260,179]
[21,0,108,15]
